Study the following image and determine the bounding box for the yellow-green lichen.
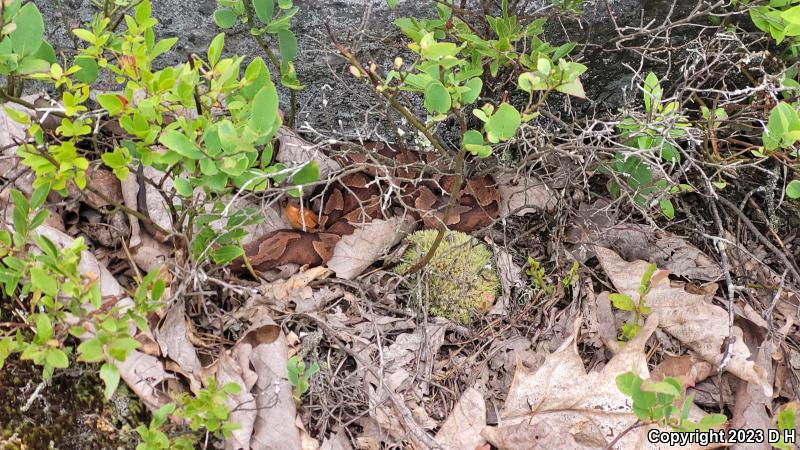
[395,230,500,324]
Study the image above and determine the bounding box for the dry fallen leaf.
[434,387,487,450]
[141,165,176,239]
[730,316,774,450]
[651,354,713,387]
[569,202,721,281]
[210,313,300,449]
[65,167,125,209]
[276,127,341,180]
[490,314,718,450]
[327,216,415,280]
[241,317,303,449]
[353,319,449,447]
[593,292,620,352]
[320,430,353,450]
[245,266,332,311]
[216,352,258,450]
[154,299,202,392]
[594,246,772,397]
[0,94,46,195]
[482,421,594,450]
[30,224,174,411]
[376,319,448,394]
[495,173,558,216]
[131,233,171,273]
[486,239,523,316]
[120,169,144,248]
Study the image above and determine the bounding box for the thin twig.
[604,420,651,450]
[717,195,800,284]
[302,313,442,450]
[704,182,736,373]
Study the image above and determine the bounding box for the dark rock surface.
[33,0,691,136]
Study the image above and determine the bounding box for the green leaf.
[781,5,800,25]
[10,189,29,214]
[461,78,482,104]
[640,379,681,397]
[29,210,48,230]
[659,198,675,219]
[288,161,319,196]
[99,362,121,399]
[72,28,95,44]
[31,267,58,297]
[556,79,585,98]
[0,337,16,370]
[135,0,152,24]
[219,155,249,176]
[159,130,204,160]
[552,42,576,60]
[34,236,58,260]
[616,371,639,397]
[151,37,178,59]
[609,293,635,311]
[249,84,279,135]
[291,161,319,185]
[200,159,219,176]
[787,180,800,199]
[421,38,459,60]
[424,81,451,114]
[46,349,69,369]
[223,382,242,395]
[463,129,492,157]
[485,103,521,143]
[35,313,53,342]
[16,56,50,75]
[208,33,225,67]
[693,413,728,431]
[97,93,124,116]
[777,404,797,432]
[537,58,551,75]
[30,184,50,210]
[252,0,275,23]
[101,147,132,180]
[643,72,661,113]
[173,178,194,197]
[34,40,56,64]
[241,57,270,99]
[78,339,105,362]
[265,6,299,33]
[9,3,45,57]
[387,0,399,8]
[107,337,139,361]
[213,8,238,29]
[211,245,244,265]
[278,29,298,63]
[764,102,800,150]
[4,106,30,125]
[462,130,483,148]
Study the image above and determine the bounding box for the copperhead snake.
[230,139,501,273]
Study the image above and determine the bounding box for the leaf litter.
[3,110,799,450]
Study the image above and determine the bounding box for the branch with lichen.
[326,24,468,274]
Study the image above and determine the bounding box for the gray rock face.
[35,0,692,135]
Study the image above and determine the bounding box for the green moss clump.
[395,230,500,324]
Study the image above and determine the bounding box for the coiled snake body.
[233,140,500,273]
